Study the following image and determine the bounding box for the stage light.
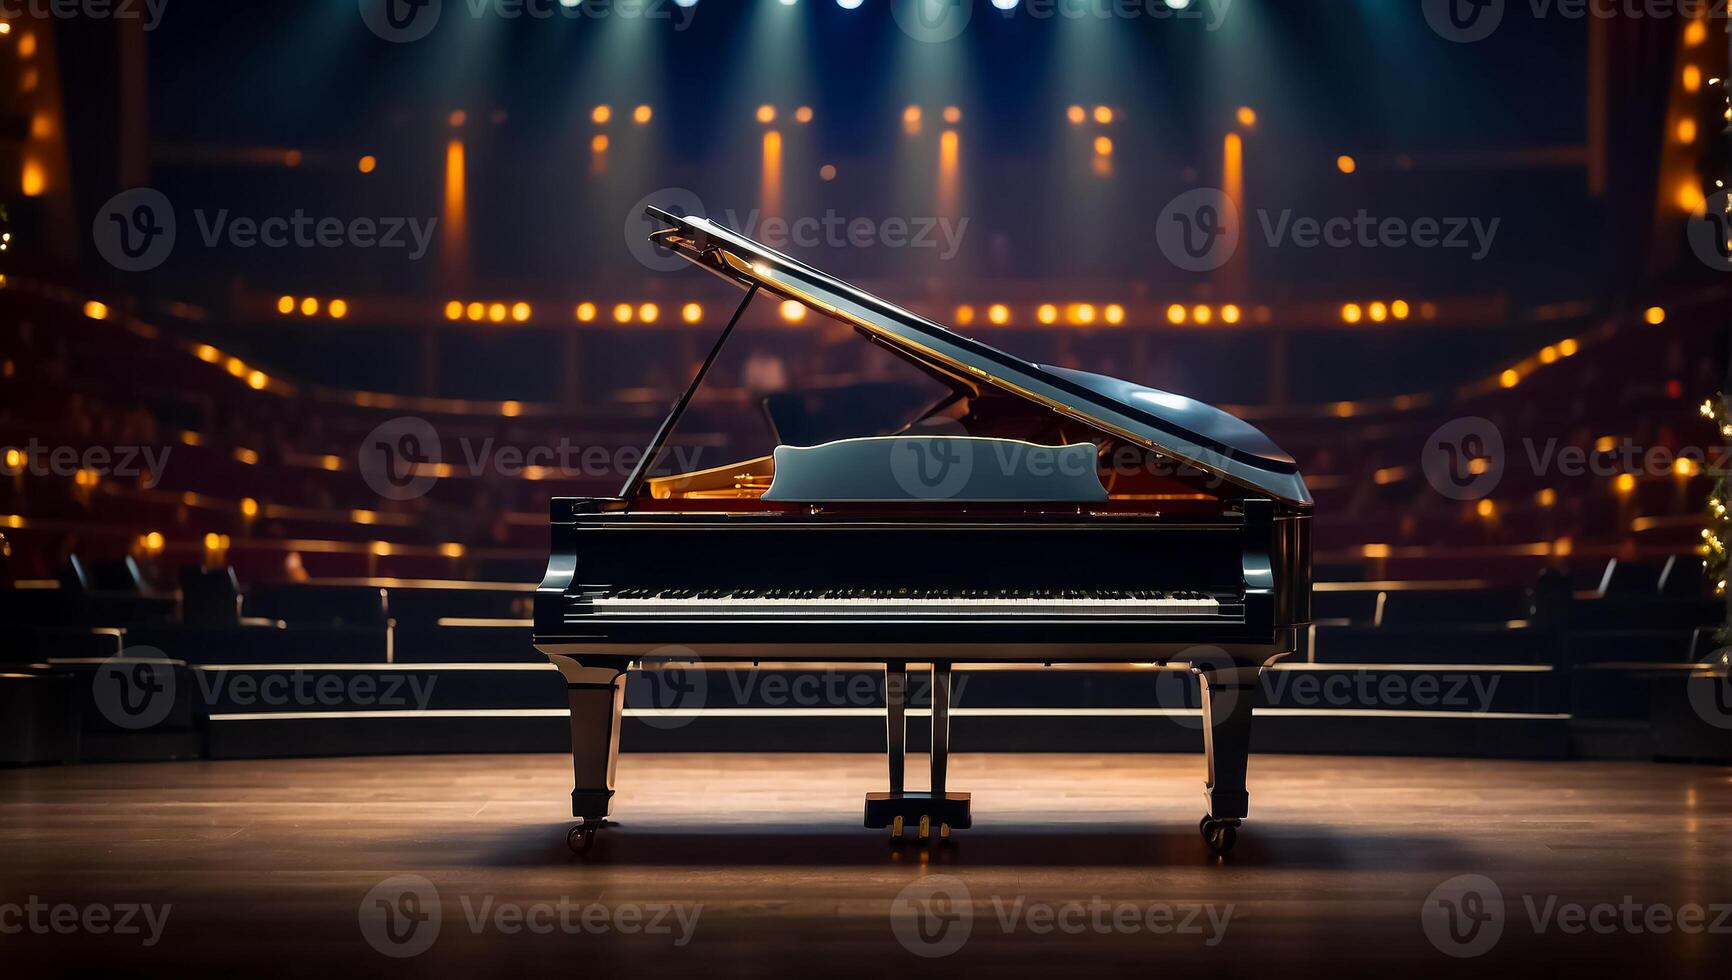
[1537,488,1557,508]
[819,164,837,181]
[1675,457,1699,478]
[1104,304,1125,325]
[757,105,777,124]
[779,301,806,322]
[1066,105,1085,125]
[681,303,703,323]
[466,302,484,322]
[204,532,222,551]
[779,0,796,5]
[448,110,467,128]
[1684,19,1707,46]
[1614,473,1636,495]
[1368,302,1387,323]
[1164,0,1191,7]
[1070,304,1096,325]
[576,303,597,323]
[1559,338,1579,357]
[1391,299,1410,320]
[1166,304,1186,325]
[838,0,864,7]
[988,304,1011,325]
[1336,155,1357,174]
[445,301,462,321]
[903,106,922,132]
[1683,65,1701,92]
[1037,304,1059,325]
[355,155,378,175]
[1093,106,1112,125]
[246,370,267,390]
[20,158,44,196]
[1094,136,1113,156]
[943,106,961,124]
[955,305,976,326]
[634,105,653,124]
[300,297,319,316]
[591,134,608,153]
[1362,543,1391,559]
[638,303,659,323]
[1500,369,1520,388]
[511,302,531,322]
[1341,303,1362,324]
[1476,499,1496,520]
[143,531,164,554]
[240,497,259,518]
[0,23,9,34]
[1192,305,1212,325]
[1677,119,1697,144]
[1236,106,1257,128]
[1644,306,1666,325]
[195,344,219,363]
[592,105,611,125]
[501,400,522,418]
[277,295,295,315]
[487,303,506,323]
[1220,304,1241,324]
[329,299,348,319]
[674,0,697,6]
[795,106,814,124]
[991,0,1019,8]
[441,542,466,558]
[1540,345,1558,364]
[613,303,633,323]
[1676,181,1704,211]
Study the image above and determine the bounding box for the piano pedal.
[889,815,904,842]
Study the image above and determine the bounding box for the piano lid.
[644,206,1313,507]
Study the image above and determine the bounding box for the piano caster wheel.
[1200,818,1239,855]
[889,816,905,843]
[567,821,603,856]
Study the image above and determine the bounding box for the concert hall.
[2,0,1729,974]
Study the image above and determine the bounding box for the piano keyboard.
[580,588,1223,617]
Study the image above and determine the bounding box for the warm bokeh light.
[955,305,976,326]
[613,303,634,323]
[1336,155,1357,174]
[1558,338,1579,357]
[756,105,777,124]
[1500,369,1521,388]
[1104,304,1125,325]
[1037,304,1059,325]
[277,295,296,315]
[448,110,467,128]
[357,155,377,174]
[300,297,319,316]
[1476,499,1496,519]
[1220,304,1241,325]
[592,105,612,125]
[1391,299,1410,320]
[1368,302,1388,323]
[511,302,531,323]
[633,105,652,124]
[576,302,597,323]
[1093,105,1113,125]
[1192,305,1212,326]
[1236,106,1257,128]
[795,106,814,124]
[1093,136,1113,156]
[487,302,507,323]
[445,300,463,321]
[638,303,659,323]
[943,106,961,124]
[1066,105,1085,125]
[1341,303,1362,324]
[902,105,922,132]
[779,300,806,322]
[987,304,1010,325]
[83,301,110,320]
[1166,304,1187,325]
[240,497,259,519]
[246,370,268,390]
[466,302,485,322]
[1614,473,1636,495]
[328,299,348,319]
[681,303,703,324]
[591,134,609,153]
[1644,306,1666,325]
[1684,19,1707,45]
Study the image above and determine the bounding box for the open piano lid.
[645,206,1313,508]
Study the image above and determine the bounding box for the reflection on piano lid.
[642,205,1311,507]
[762,436,1108,503]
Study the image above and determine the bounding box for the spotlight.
[329,299,349,319]
[1036,304,1058,325]
[681,303,703,323]
[276,295,295,315]
[837,0,863,7]
[987,304,1011,325]
[1093,106,1113,125]
[633,105,653,125]
[756,105,777,124]
[1066,105,1085,125]
[991,0,1020,7]
[638,303,659,323]
[1166,304,1186,325]
[576,303,597,323]
[466,302,484,322]
[591,105,611,125]
[1164,0,1191,8]
[511,302,531,322]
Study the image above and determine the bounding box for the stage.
[3,753,1728,976]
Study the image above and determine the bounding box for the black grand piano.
[535,207,1312,855]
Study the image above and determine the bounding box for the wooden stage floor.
[3,753,1730,977]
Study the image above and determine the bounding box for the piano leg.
[865,660,971,842]
[1198,665,1260,855]
[556,658,628,855]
